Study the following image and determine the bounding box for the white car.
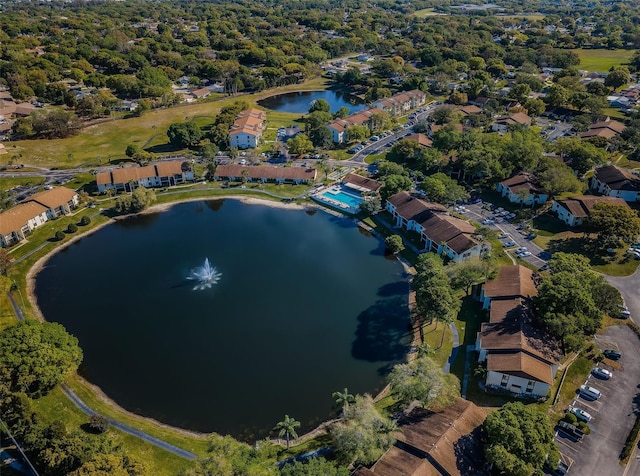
[519,251,532,257]
[515,247,528,254]
[569,406,592,422]
[592,367,612,380]
[504,240,517,247]
[482,218,495,225]
[498,233,509,239]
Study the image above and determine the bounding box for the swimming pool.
[321,189,364,208]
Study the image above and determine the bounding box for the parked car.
[519,251,532,257]
[504,240,517,247]
[592,367,612,380]
[498,233,509,239]
[557,420,585,440]
[515,247,528,254]
[603,349,622,360]
[526,232,537,239]
[482,218,495,225]
[579,385,601,400]
[568,406,592,422]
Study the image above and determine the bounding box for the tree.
[484,402,559,476]
[359,197,381,215]
[604,66,630,89]
[125,144,140,157]
[55,230,66,241]
[447,257,496,295]
[279,458,348,476]
[309,126,333,149]
[346,125,370,142]
[380,174,412,201]
[332,388,355,413]
[115,188,156,214]
[167,122,203,148]
[588,203,640,246]
[387,356,459,408]
[67,223,78,233]
[420,173,469,205]
[534,253,609,352]
[1,320,82,397]
[88,415,109,434]
[334,106,350,119]
[534,156,586,197]
[31,110,80,139]
[387,139,420,163]
[330,395,395,466]
[385,235,405,254]
[553,137,608,175]
[274,415,300,450]
[309,98,330,113]
[79,215,91,226]
[287,134,314,156]
[523,98,545,117]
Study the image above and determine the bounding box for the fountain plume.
[187,258,222,290]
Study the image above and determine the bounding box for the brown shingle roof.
[483,265,537,299]
[487,351,555,384]
[500,172,542,194]
[26,187,77,209]
[405,133,433,148]
[489,298,523,323]
[593,165,640,192]
[343,173,381,192]
[395,399,486,475]
[369,446,431,476]
[215,164,317,181]
[459,105,482,115]
[155,161,185,177]
[555,195,629,219]
[0,201,48,235]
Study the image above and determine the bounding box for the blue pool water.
[321,189,364,208]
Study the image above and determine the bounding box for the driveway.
[350,101,438,163]
[457,202,548,269]
[551,325,640,476]
[605,268,640,327]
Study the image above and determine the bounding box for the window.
[500,374,509,387]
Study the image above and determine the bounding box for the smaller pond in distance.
[258,90,366,114]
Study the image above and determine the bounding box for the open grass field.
[412,8,444,18]
[575,48,634,73]
[1,77,329,169]
[0,175,45,190]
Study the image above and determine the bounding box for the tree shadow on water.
[352,296,410,363]
[377,281,410,298]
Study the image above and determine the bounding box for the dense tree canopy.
[484,402,559,476]
[1,321,82,397]
[534,253,619,352]
[587,203,640,246]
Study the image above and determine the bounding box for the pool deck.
[310,185,363,214]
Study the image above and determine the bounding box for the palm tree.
[332,388,355,413]
[274,415,300,450]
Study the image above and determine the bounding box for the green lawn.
[412,8,440,18]
[1,77,329,169]
[0,175,46,190]
[31,384,196,476]
[575,49,634,73]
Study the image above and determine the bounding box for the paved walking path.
[6,292,198,461]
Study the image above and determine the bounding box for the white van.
[579,384,601,400]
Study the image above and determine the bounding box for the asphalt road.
[350,101,438,163]
[553,325,640,476]
[605,268,640,328]
[536,118,574,142]
[457,201,549,269]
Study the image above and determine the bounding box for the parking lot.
[551,326,640,475]
[456,201,549,269]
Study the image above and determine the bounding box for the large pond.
[35,200,410,441]
[258,90,366,114]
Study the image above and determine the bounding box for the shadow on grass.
[145,143,185,154]
[546,237,610,265]
[533,213,571,236]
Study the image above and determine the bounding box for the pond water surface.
[258,90,366,114]
[35,200,410,440]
